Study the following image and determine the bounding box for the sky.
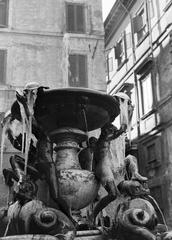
[102,0,116,21]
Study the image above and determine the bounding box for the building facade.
[105,0,172,227]
[0,0,106,206]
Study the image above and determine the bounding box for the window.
[68,54,87,87]
[0,50,6,84]
[133,5,147,43]
[144,137,162,168]
[147,143,156,163]
[66,3,85,33]
[140,73,153,115]
[115,33,127,68]
[0,0,8,27]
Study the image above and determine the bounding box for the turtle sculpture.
[0,84,170,240]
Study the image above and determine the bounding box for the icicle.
[17,101,27,154]
[114,92,134,144]
[0,111,11,173]
[119,98,129,128]
[62,33,70,87]
[24,116,32,175]
[128,102,134,144]
[22,83,39,174]
[3,218,11,237]
[110,133,126,184]
[1,126,6,173]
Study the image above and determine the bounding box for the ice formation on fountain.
[0,84,170,240]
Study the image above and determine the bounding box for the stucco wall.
[0,0,106,212]
[0,0,106,91]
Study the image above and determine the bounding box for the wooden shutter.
[69,54,87,87]
[66,4,75,32]
[66,3,85,33]
[69,55,77,87]
[126,33,132,49]
[133,15,143,33]
[76,5,85,32]
[78,55,87,87]
[115,37,124,59]
[0,0,8,27]
[114,43,121,59]
[0,50,6,84]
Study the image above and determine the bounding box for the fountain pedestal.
[48,127,99,211]
[1,86,168,240]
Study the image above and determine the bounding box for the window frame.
[139,71,154,117]
[66,2,85,34]
[0,0,9,28]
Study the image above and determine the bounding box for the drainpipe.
[145,0,159,125]
[145,0,153,56]
[118,0,141,136]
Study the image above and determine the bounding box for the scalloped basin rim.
[34,87,120,133]
[0,235,57,240]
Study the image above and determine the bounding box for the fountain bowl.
[0,235,58,240]
[34,87,120,135]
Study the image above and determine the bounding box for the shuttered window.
[0,50,6,84]
[133,5,147,43]
[66,3,85,33]
[68,54,87,87]
[114,32,127,67]
[140,73,153,115]
[0,0,8,27]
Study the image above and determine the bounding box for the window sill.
[0,26,8,31]
[141,109,156,121]
[0,26,8,28]
[146,160,161,170]
[66,30,86,34]
[107,79,111,84]
[164,0,172,12]
[136,32,149,47]
[117,58,128,72]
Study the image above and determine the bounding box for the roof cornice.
[104,0,136,47]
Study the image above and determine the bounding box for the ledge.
[146,160,161,170]
[157,94,172,109]
[106,79,112,84]
[0,28,105,39]
[117,58,128,72]
[136,32,149,48]
[164,0,172,12]
[141,109,156,121]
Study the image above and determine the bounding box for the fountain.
[0,84,171,240]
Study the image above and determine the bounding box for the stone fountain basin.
[56,169,99,210]
[0,235,57,240]
[34,87,120,134]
